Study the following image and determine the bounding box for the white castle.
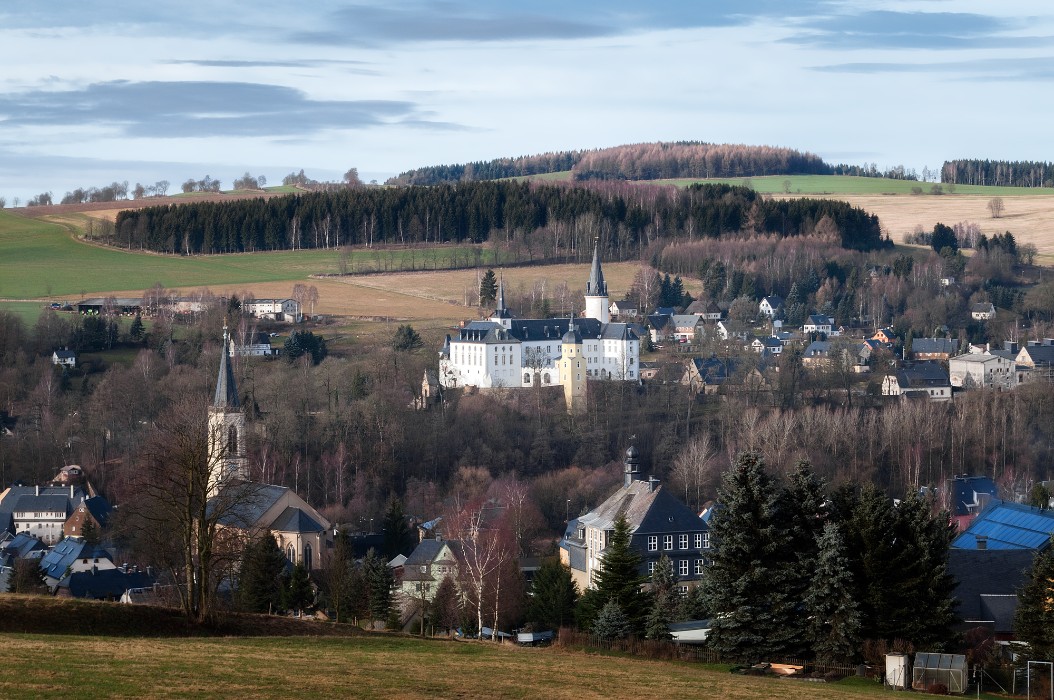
[438,246,640,390]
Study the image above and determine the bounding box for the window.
[695,559,704,575]
[701,532,710,549]
[647,561,655,575]
[524,373,531,384]
[678,560,689,577]
[694,533,702,549]
[663,535,673,551]
[647,536,657,552]
[679,534,689,550]
[679,585,689,595]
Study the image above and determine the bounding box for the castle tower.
[208,325,248,498]
[557,318,587,414]
[623,442,640,488]
[584,243,610,323]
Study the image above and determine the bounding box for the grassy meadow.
[0,631,912,700]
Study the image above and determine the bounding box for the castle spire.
[587,241,607,297]
[214,323,240,409]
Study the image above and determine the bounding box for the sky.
[1,1,1052,203]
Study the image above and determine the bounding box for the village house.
[971,302,996,321]
[647,313,673,344]
[560,446,709,594]
[671,314,703,344]
[39,536,116,591]
[949,351,1015,390]
[1014,339,1054,383]
[63,495,111,539]
[399,538,459,603]
[803,314,835,336]
[716,319,751,342]
[684,299,722,322]
[871,327,897,346]
[608,301,638,319]
[758,295,784,319]
[51,349,76,368]
[228,332,275,357]
[946,475,999,532]
[750,336,783,356]
[881,362,952,400]
[243,298,302,323]
[911,337,960,362]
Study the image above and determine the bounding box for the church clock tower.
[207,325,248,497]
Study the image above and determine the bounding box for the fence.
[553,627,857,677]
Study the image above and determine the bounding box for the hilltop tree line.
[942,159,1054,188]
[110,181,884,256]
[389,151,583,185]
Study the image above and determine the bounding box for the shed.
[912,652,967,694]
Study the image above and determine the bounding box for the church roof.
[213,483,290,529]
[269,506,325,534]
[213,327,240,409]
[586,245,607,297]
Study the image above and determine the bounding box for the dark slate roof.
[269,506,324,534]
[13,494,71,515]
[66,569,154,599]
[213,329,240,408]
[40,538,113,581]
[656,307,678,316]
[577,481,705,535]
[562,321,582,344]
[690,356,740,384]
[912,338,960,355]
[806,314,833,325]
[804,340,830,357]
[952,500,1054,550]
[53,350,76,360]
[948,548,1033,633]
[1020,344,1054,367]
[761,295,784,308]
[972,302,995,313]
[648,314,672,331]
[948,476,999,518]
[0,486,87,535]
[2,532,46,558]
[898,362,950,388]
[586,245,607,297]
[213,483,289,529]
[634,487,709,536]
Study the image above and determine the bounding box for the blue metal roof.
[952,500,1054,550]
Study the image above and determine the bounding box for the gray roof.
[463,318,637,344]
[13,494,71,515]
[269,506,324,534]
[213,328,240,408]
[213,483,290,529]
[948,548,1033,633]
[972,302,995,312]
[671,314,701,328]
[586,245,607,297]
[804,340,830,356]
[806,314,833,325]
[53,350,76,360]
[912,338,960,355]
[898,362,950,388]
[577,481,705,535]
[1020,343,1054,366]
[0,486,87,534]
[65,569,154,599]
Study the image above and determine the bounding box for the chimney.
[975,535,988,551]
[647,476,660,493]
[35,485,39,496]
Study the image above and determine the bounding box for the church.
[438,246,640,391]
[208,326,331,570]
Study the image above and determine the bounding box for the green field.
[0,210,500,300]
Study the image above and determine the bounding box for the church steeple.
[584,242,610,323]
[491,270,512,327]
[208,323,248,497]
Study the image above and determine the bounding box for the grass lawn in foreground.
[0,632,915,700]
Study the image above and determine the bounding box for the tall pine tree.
[645,554,677,640]
[527,557,579,630]
[702,452,799,661]
[806,522,862,663]
[577,514,649,635]
[1015,540,1054,660]
[239,532,288,613]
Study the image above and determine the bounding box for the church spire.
[587,242,607,297]
[214,323,240,409]
[497,271,507,312]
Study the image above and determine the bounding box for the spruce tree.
[583,514,649,635]
[430,575,461,637]
[1015,541,1054,660]
[593,599,631,641]
[645,554,676,640]
[526,557,579,630]
[239,533,288,613]
[701,452,797,661]
[129,313,145,343]
[283,562,314,614]
[806,522,861,663]
[677,583,709,621]
[781,460,828,657]
[363,548,394,627]
[479,269,498,307]
[381,499,414,558]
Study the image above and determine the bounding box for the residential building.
[871,328,897,346]
[948,548,1033,638]
[1015,340,1054,383]
[949,352,1015,389]
[881,362,952,400]
[971,302,996,321]
[439,248,639,389]
[947,475,999,532]
[399,538,459,602]
[671,315,703,343]
[952,500,1054,551]
[243,298,302,323]
[52,349,76,368]
[39,537,117,591]
[0,484,87,540]
[228,332,275,357]
[911,337,960,362]
[647,313,673,344]
[759,295,784,319]
[63,496,112,539]
[716,320,750,342]
[803,314,834,336]
[750,336,783,355]
[609,301,638,319]
[560,446,709,594]
[802,340,831,368]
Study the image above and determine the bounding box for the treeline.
[389,151,582,186]
[571,142,831,181]
[942,159,1054,188]
[111,181,885,255]
[829,163,919,180]
[61,181,131,205]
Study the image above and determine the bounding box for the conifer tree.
[479,269,498,307]
[645,554,676,640]
[781,460,828,656]
[363,547,394,627]
[806,522,861,663]
[526,557,578,630]
[430,575,461,637]
[239,532,288,613]
[283,562,314,613]
[129,313,145,343]
[381,499,414,558]
[593,599,631,641]
[577,514,649,634]
[677,583,709,621]
[702,452,798,661]
[1015,541,1054,660]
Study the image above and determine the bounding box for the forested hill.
[112,181,885,255]
[942,159,1054,188]
[389,141,841,185]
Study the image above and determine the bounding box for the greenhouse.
[912,652,968,694]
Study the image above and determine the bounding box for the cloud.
[165,59,373,69]
[813,56,1054,81]
[0,80,451,138]
[784,10,1025,50]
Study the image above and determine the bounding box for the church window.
[227,426,238,455]
[304,544,312,570]
[287,544,296,563]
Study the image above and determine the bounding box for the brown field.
[795,194,1054,259]
[99,262,691,332]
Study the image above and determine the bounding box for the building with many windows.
[560,445,710,594]
[438,247,639,390]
